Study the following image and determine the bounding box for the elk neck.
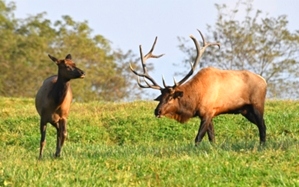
[173,83,199,123]
[48,75,71,105]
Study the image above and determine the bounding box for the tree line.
[178,0,299,99]
[0,0,147,102]
[1,0,298,101]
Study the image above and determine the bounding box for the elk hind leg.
[207,120,215,143]
[39,119,47,159]
[242,105,266,144]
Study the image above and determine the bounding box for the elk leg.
[39,119,47,159]
[60,118,67,147]
[55,118,67,157]
[54,123,60,157]
[252,108,266,144]
[206,121,215,143]
[241,107,257,124]
[242,106,266,144]
[259,119,266,143]
[195,118,212,145]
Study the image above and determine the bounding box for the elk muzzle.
[154,108,162,118]
[76,69,85,79]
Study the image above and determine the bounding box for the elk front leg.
[195,117,212,146]
[55,118,67,157]
[39,119,47,159]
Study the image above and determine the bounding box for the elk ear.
[173,91,183,98]
[65,54,72,60]
[154,95,162,101]
[48,54,58,63]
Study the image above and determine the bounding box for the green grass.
[1,97,299,186]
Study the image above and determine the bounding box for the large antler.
[175,29,220,86]
[130,37,165,90]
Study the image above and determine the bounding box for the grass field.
[1,97,299,186]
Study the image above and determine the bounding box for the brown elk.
[35,54,85,159]
[130,30,267,145]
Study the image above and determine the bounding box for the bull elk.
[130,30,267,145]
[35,54,85,159]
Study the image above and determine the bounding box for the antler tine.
[173,77,179,87]
[130,63,161,90]
[176,36,200,85]
[177,29,220,86]
[136,77,161,90]
[130,37,165,90]
[143,37,165,61]
[197,29,220,55]
[162,76,168,88]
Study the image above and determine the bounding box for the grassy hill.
[1,97,299,186]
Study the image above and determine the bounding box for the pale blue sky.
[11,0,299,97]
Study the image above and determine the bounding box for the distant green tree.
[0,0,141,101]
[113,49,142,101]
[178,0,299,99]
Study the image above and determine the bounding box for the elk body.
[35,54,85,159]
[130,30,267,145]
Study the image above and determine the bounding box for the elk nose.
[79,70,85,78]
[154,108,161,117]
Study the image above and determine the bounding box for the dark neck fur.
[176,98,196,123]
[174,85,198,123]
[49,77,70,105]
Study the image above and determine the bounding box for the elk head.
[130,30,220,121]
[48,54,85,80]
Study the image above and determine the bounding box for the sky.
[10,0,299,98]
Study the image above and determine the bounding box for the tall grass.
[1,97,299,186]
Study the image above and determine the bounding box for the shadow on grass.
[216,138,299,152]
[50,137,299,161]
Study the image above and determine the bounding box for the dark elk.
[130,30,267,145]
[35,54,85,159]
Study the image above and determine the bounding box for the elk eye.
[66,66,74,71]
